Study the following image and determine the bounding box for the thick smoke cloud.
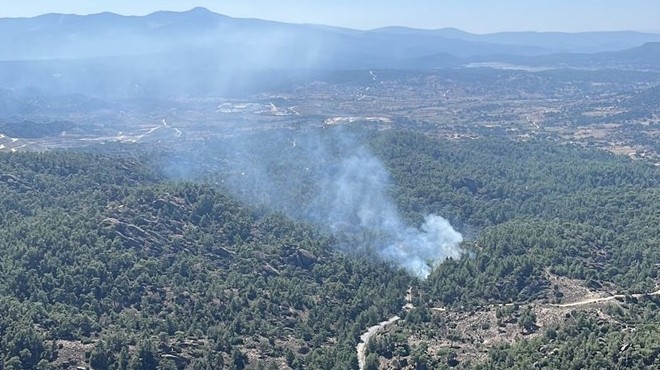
[168,127,462,278]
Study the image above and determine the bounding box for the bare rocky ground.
[50,340,95,369]
[369,273,659,369]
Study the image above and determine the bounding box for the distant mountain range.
[372,26,660,54]
[476,41,660,71]
[2,7,660,63]
[1,7,660,98]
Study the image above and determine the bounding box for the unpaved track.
[356,316,400,369]
[357,288,414,370]
[552,289,660,308]
[356,287,659,369]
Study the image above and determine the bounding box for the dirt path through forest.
[356,316,401,369]
[552,289,660,307]
[355,285,659,369]
[356,287,414,370]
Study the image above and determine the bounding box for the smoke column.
[168,127,463,279]
[326,146,462,278]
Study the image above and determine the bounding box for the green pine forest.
[1,129,658,369]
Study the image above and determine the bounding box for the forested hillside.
[369,132,659,304]
[1,130,659,369]
[0,151,411,369]
[365,132,660,369]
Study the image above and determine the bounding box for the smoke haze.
[168,127,462,278]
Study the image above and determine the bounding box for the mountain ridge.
[3,7,660,63]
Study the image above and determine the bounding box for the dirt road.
[355,286,659,369]
[356,316,401,369]
[552,289,660,308]
[357,288,414,369]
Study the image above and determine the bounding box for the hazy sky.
[1,0,659,33]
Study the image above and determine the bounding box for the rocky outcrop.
[100,217,165,249]
[0,173,31,190]
[282,247,318,269]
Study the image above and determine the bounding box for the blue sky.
[1,0,659,33]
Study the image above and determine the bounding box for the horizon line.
[2,7,659,35]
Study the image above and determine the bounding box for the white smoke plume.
[166,127,463,279]
[327,147,462,278]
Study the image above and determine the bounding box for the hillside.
[1,129,659,369]
[0,149,411,369]
[2,5,660,370]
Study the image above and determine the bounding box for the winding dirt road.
[356,316,401,369]
[357,287,414,370]
[552,289,660,308]
[355,287,659,369]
